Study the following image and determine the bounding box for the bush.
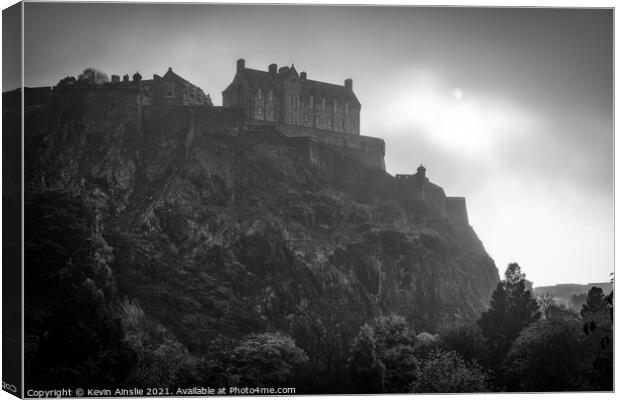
[502,317,586,391]
[411,349,489,393]
[229,332,308,387]
[438,323,488,365]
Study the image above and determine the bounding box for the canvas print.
[2,2,613,396]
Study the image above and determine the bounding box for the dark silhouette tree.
[580,287,607,319]
[477,263,540,375]
[501,313,586,391]
[348,324,385,393]
[438,322,489,365]
[370,315,418,392]
[78,68,109,85]
[24,189,135,388]
[56,76,77,88]
[581,284,613,390]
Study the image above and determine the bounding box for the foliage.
[56,76,77,88]
[413,332,440,359]
[580,287,608,320]
[438,322,488,364]
[78,68,109,84]
[570,293,587,311]
[411,349,489,393]
[580,286,613,390]
[477,263,540,370]
[348,315,419,393]
[501,315,586,391]
[229,332,308,387]
[348,324,385,393]
[288,296,365,393]
[370,315,418,392]
[537,292,555,319]
[24,189,135,388]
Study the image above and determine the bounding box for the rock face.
[20,103,499,353]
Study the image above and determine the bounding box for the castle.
[223,59,360,135]
[13,59,470,226]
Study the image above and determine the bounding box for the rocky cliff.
[16,101,499,368]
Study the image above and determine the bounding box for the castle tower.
[416,164,426,200]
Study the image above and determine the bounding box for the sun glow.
[376,72,539,158]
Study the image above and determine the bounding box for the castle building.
[222,59,361,134]
[133,67,212,107]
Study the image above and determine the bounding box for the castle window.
[257,88,263,99]
[345,102,349,114]
[327,116,332,127]
[333,100,338,112]
[257,105,263,115]
[288,114,294,123]
[268,90,273,101]
[321,98,326,111]
[310,96,314,108]
[304,114,309,124]
[164,83,174,97]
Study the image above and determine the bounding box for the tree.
[370,315,418,393]
[477,263,540,372]
[78,68,109,85]
[24,189,135,388]
[56,76,77,88]
[348,324,385,393]
[537,292,554,319]
[229,332,308,387]
[501,315,586,391]
[580,287,607,319]
[581,286,613,390]
[413,332,440,359]
[411,349,489,393]
[438,322,488,365]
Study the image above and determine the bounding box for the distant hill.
[533,282,613,310]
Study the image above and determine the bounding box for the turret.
[416,164,426,184]
[300,71,307,80]
[133,72,142,83]
[269,63,277,75]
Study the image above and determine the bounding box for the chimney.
[237,58,245,72]
[300,72,307,80]
[122,74,129,83]
[269,63,277,74]
[344,78,353,91]
[111,75,120,83]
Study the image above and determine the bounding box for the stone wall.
[142,106,244,137]
[446,197,469,226]
[272,123,385,170]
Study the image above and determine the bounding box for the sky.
[16,3,613,286]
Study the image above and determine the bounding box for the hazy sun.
[452,88,464,100]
